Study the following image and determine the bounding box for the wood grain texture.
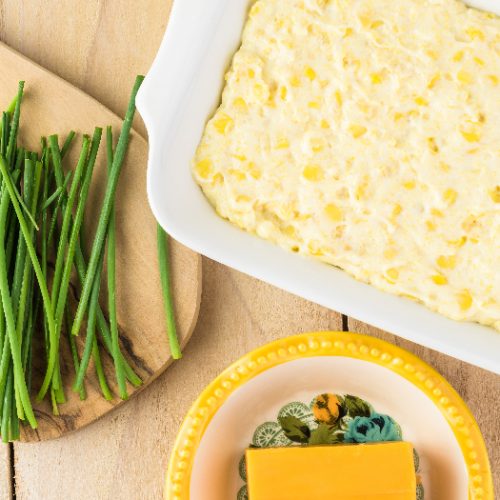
[0,42,201,441]
[0,445,10,500]
[0,0,497,497]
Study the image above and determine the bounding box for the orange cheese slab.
[245,442,416,500]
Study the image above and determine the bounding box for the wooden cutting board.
[0,42,202,442]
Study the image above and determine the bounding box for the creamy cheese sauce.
[193,0,500,331]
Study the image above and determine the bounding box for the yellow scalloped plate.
[166,332,493,499]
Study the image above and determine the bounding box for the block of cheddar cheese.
[245,442,416,500]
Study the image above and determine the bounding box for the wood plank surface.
[0,0,498,498]
[0,445,10,500]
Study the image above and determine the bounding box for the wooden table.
[0,1,498,498]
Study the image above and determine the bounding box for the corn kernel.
[394,112,404,121]
[213,114,233,135]
[310,137,325,152]
[280,86,288,100]
[457,290,473,310]
[321,119,330,129]
[426,220,436,231]
[308,101,320,109]
[232,154,247,161]
[228,169,246,181]
[283,225,296,237]
[392,204,402,216]
[474,56,485,66]
[335,90,343,106]
[233,97,248,111]
[453,50,465,62]
[457,70,473,84]
[276,138,290,149]
[427,74,440,89]
[414,96,428,106]
[460,129,481,143]
[428,137,439,153]
[371,72,383,84]
[466,27,485,40]
[489,186,500,203]
[443,188,458,205]
[247,162,262,180]
[371,20,383,29]
[290,75,301,87]
[431,208,444,217]
[325,203,343,222]
[302,165,324,181]
[403,181,416,190]
[212,173,224,185]
[437,255,457,269]
[448,236,467,247]
[487,75,498,85]
[431,274,448,285]
[386,268,399,281]
[305,66,317,81]
[248,68,255,79]
[349,125,367,138]
[236,194,251,203]
[195,159,213,180]
[249,2,262,17]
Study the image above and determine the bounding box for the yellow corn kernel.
[431,208,444,217]
[276,138,290,149]
[426,220,436,231]
[383,248,397,259]
[228,169,246,181]
[247,162,262,180]
[386,268,399,282]
[414,96,428,106]
[453,50,465,62]
[349,125,367,138]
[248,68,256,79]
[212,173,224,185]
[249,1,262,17]
[489,186,500,203]
[457,70,473,84]
[437,255,457,269]
[474,56,485,66]
[355,183,367,200]
[443,188,458,205]
[280,86,288,100]
[466,27,485,40]
[325,203,343,222]
[283,225,296,237]
[236,194,251,203]
[428,137,439,153]
[427,74,440,89]
[195,159,213,180]
[233,97,248,111]
[308,242,324,257]
[431,274,448,285]
[487,75,498,85]
[394,112,404,121]
[302,165,324,182]
[371,20,383,29]
[370,72,383,84]
[321,119,330,129]
[310,137,325,152]
[290,75,301,87]
[213,114,233,135]
[392,204,402,216]
[308,101,320,109]
[426,49,438,60]
[460,129,481,143]
[344,27,353,37]
[232,154,247,161]
[448,236,467,247]
[457,290,473,311]
[305,66,317,81]
[335,90,343,106]
[440,162,451,172]
[403,180,416,190]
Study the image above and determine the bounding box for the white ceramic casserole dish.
[136,0,500,374]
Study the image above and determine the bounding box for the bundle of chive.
[0,75,181,442]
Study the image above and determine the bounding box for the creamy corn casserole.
[193,0,500,331]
